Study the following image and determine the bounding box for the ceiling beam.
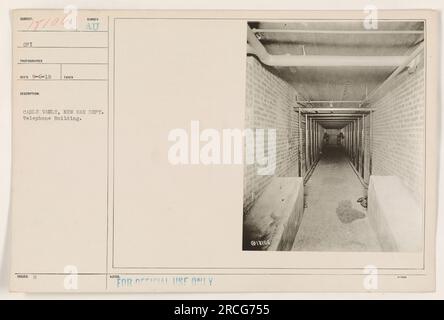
[309,115,362,118]
[252,28,424,35]
[310,118,360,120]
[273,55,405,67]
[307,114,364,117]
[317,119,353,121]
[300,108,373,113]
[314,119,355,121]
[265,53,404,67]
[296,100,362,104]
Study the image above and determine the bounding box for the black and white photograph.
[2,3,441,297]
[243,20,425,252]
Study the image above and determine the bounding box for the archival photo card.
[9,9,438,293]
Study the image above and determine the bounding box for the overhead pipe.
[252,28,424,35]
[362,41,425,104]
[248,26,408,67]
[247,26,273,65]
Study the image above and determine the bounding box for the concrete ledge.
[367,175,423,252]
[243,177,304,251]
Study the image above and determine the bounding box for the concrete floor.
[292,145,382,251]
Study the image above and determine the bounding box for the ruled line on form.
[18,46,108,49]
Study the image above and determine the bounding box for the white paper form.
[9,9,438,293]
[11,10,110,291]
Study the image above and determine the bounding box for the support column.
[356,120,359,167]
[369,111,373,175]
[314,122,317,160]
[348,124,350,157]
[305,114,308,170]
[357,118,360,170]
[351,122,354,163]
[310,118,313,166]
[353,121,357,166]
[298,108,302,177]
[361,114,365,178]
[312,120,315,162]
[308,117,311,167]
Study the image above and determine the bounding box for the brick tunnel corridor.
[243,20,425,253]
[292,144,381,251]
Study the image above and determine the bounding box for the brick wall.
[370,64,425,202]
[244,57,303,213]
